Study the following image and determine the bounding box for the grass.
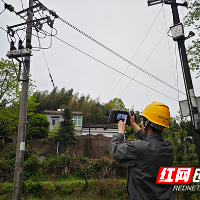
[1,179,200,200]
[0,179,128,200]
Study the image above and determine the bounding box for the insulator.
[4,3,14,12]
[26,38,32,49]
[10,40,16,51]
[18,39,24,50]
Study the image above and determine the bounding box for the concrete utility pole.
[12,0,33,199]
[170,0,200,165]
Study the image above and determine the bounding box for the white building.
[44,109,118,137]
[44,110,83,135]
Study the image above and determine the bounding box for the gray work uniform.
[109,129,174,200]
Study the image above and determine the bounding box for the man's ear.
[145,121,148,127]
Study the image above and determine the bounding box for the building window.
[73,116,82,126]
[52,117,59,126]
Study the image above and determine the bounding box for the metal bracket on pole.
[16,3,43,15]
[6,48,32,58]
[147,0,164,6]
[164,0,188,7]
[7,16,50,29]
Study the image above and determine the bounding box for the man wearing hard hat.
[109,102,174,200]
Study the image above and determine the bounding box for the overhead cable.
[26,0,185,95]
[37,31,55,88]
[57,17,185,95]
[162,4,178,99]
[54,35,177,101]
[106,6,163,100]
[0,8,5,15]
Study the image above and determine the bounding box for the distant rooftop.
[83,123,118,129]
[44,110,83,116]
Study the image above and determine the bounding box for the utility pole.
[148,0,200,165]
[169,0,200,165]
[12,0,33,199]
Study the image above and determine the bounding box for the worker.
[109,102,174,200]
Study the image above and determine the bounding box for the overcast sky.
[0,0,199,118]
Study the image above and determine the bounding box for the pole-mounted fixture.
[47,18,54,28]
[4,3,14,12]
[147,0,188,7]
[18,39,24,50]
[170,24,195,41]
[147,0,164,6]
[170,23,185,41]
[49,10,59,18]
[26,38,32,49]
[7,40,32,58]
[185,31,195,40]
[7,27,15,37]
[10,40,16,51]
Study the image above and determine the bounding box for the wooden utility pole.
[12,0,33,199]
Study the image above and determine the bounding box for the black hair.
[142,116,163,134]
[150,126,163,134]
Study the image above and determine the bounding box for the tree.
[0,58,20,107]
[108,98,127,110]
[162,116,197,163]
[184,0,200,77]
[33,87,74,113]
[54,107,79,147]
[27,113,50,139]
[0,96,38,138]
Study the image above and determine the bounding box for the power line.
[117,25,170,97]
[117,6,187,98]
[175,40,180,101]
[56,16,186,96]
[3,0,186,97]
[29,0,185,95]
[106,6,163,100]
[0,26,7,32]
[162,4,178,98]
[53,34,177,101]
[20,0,24,10]
[0,8,5,15]
[36,31,55,88]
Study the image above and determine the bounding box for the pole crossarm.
[164,0,188,7]
[7,16,50,29]
[16,3,43,15]
[148,0,164,6]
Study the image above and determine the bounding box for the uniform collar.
[146,132,163,139]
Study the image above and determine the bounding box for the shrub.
[27,113,50,139]
[23,155,40,180]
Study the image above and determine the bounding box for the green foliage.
[184,0,200,77]
[108,98,127,110]
[27,113,50,139]
[23,155,40,180]
[48,124,60,138]
[33,87,74,113]
[0,96,38,137]
[33,87,129,124]
[54,107,79,146]
[125,123,141,140]
[162,116,196,164]
[0,58,20,107]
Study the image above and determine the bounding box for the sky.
[0,0,200,118]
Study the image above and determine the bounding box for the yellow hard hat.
[141,102,170,128]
